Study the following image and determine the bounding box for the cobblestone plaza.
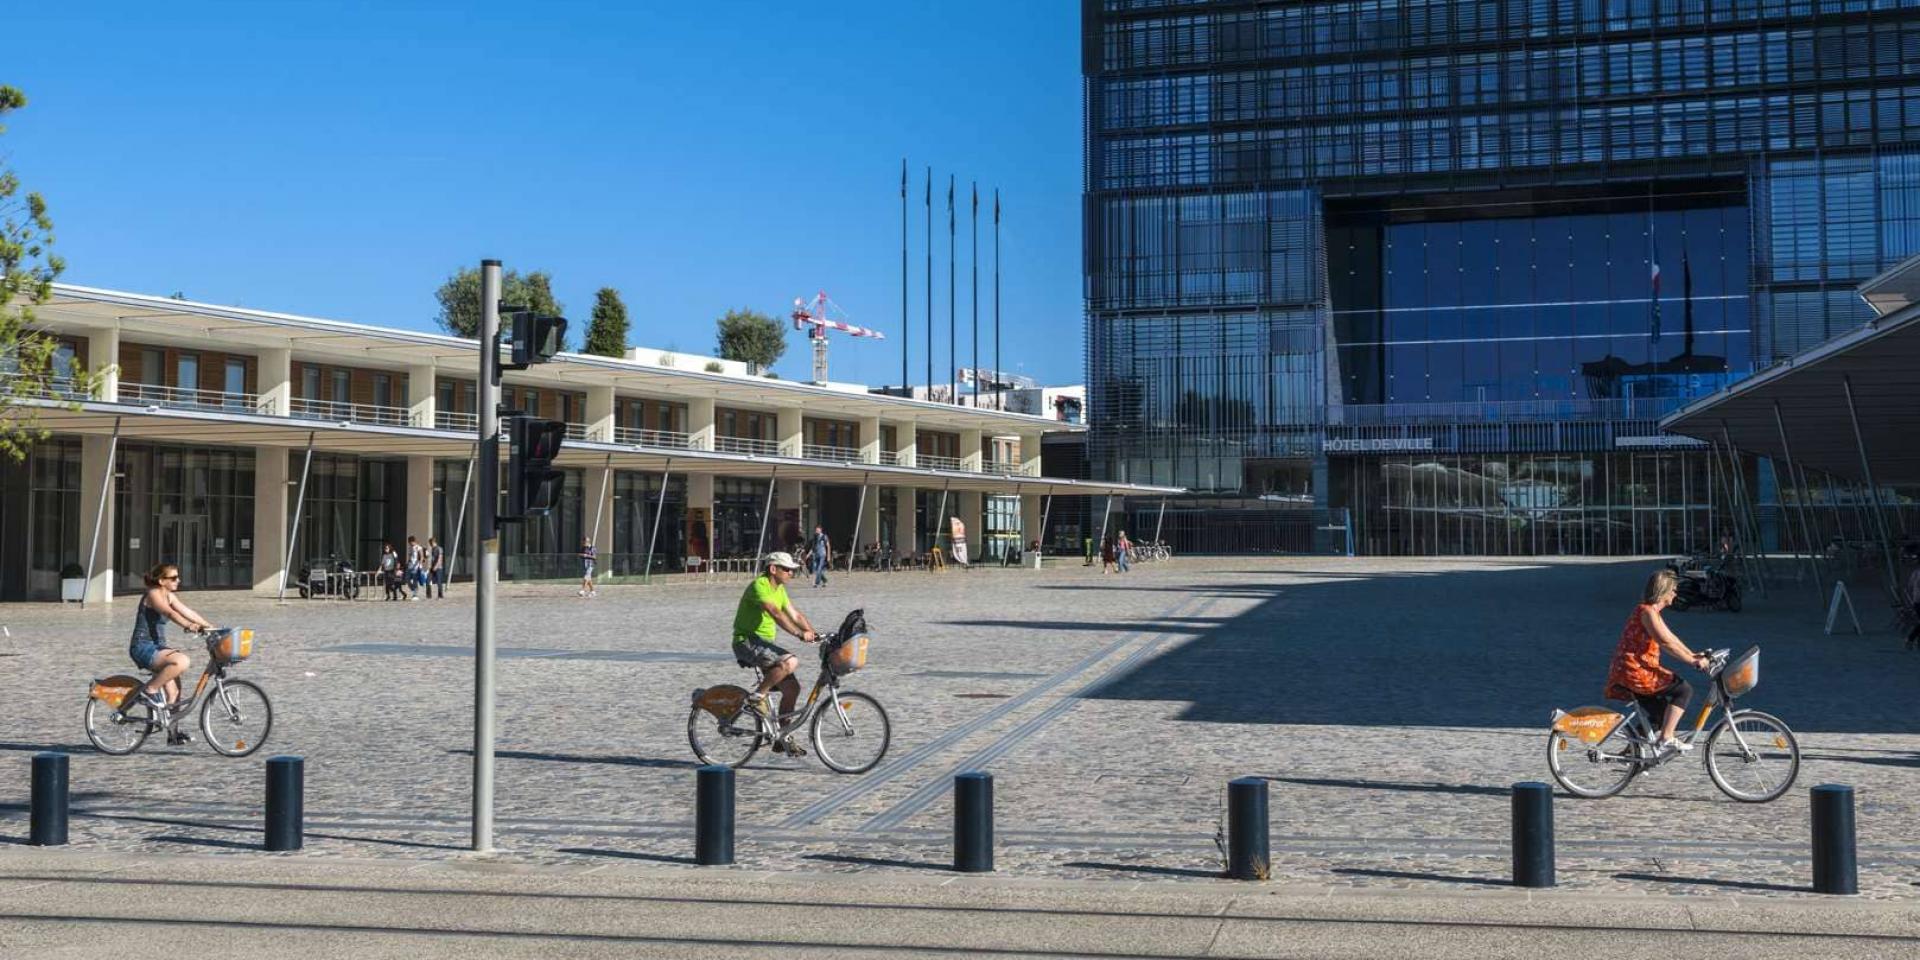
[5,558,1918,898]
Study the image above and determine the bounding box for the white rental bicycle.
[687,610,891,774]
[1547,646,1799,802]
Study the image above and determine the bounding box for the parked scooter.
[296,555,360,600]
[1664,553,1741,612]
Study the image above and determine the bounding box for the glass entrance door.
[158,514,208,587]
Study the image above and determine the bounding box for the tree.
[714,308,786,369]
[2,86,101,462]
[583,287,629,357]
[433,267,564,341]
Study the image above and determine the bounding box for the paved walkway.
[3,557,1918,900]
[5,848,1920,959]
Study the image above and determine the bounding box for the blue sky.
[6,1,1085,387]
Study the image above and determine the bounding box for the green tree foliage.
[433,267,564,341]
[714,308,786,369]
[583,287,629,357]
[2,86,103,462]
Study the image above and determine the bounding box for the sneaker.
[167,728,195,746]
[577,589,586,597]
[745,694,772,719]
[136,687,167,711]
[772,737,806,757]
[1657,737,1692,756]
[589,590,598,598]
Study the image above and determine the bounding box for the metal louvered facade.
[1083,0,1920,554]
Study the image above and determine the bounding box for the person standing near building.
[578,536,598,598]
[1116,530,1133,573]
[427,537,445,599]
[404,535,424,601]
[379,543,400,601]
[809,525,832,588]
[1100,536,1116,574]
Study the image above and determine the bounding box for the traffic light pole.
[472,259,502,853]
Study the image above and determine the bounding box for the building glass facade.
[1083,0,1920,554]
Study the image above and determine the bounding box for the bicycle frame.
[1595,659,1763,764]
[740,671,856,742]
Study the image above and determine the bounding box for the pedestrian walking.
[1100,536,1116,574]
[427,537,445,598]
[578,537,598,598]
[1083,537,1094,566]
[405,535,424,601]
[379,543,400,600]
[1116,530,1132,573]
[809,525,831,588]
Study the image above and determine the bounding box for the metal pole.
[901,158,909,392]
[264,755,305,852]
[1842,375,1902,601]
[754,465,779,561]
[1811,783,1859,895]
[1772,401,1823,595]
[970,180,978,408]
[589,452,612,561]
[953,771,994,872]
[1718,430,1767,597]
[80,417,120,609]
[276,432,316,602]
[1226,777,1270,881]
[933,480,951,556]
[1152,497,1168,547]
[448,442,477,580]
[644,459,673,584]
[1511,782,1556,888]
[848,476,869,573]
[473,258,503,853]
[1097,494,1114,550]
[1038,492,1054,556]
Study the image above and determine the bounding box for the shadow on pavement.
[1080,560,1920,734]
[449,748,698,770]
[1063,860,1222,879]
[1332,867,1506,887]
[1612,872,1809,893]
[557,847,698,865]
[803,853,949,872]
[1263,776,1511,798]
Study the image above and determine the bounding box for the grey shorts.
[732,637,793,670]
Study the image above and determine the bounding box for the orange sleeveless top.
[1604,603,1673,699]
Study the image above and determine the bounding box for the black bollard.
[695,764,735,866]
[30,752,69,846]
[1811,784,1858,895]
[264,755,304,851]
[1227,777,1269,881]
[954,771,994,873]
[1511,781,1555,888]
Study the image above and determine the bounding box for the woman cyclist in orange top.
[1606,569,1711,755]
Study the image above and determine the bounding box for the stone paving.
[4,557,1920,898]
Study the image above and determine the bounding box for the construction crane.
[791,291,884,384]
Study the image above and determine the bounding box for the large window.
[113,443,256,591]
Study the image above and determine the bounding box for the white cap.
[764,551,801,570]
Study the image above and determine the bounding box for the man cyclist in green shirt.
[732,551,821,754]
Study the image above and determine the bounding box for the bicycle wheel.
[1545,725,1642,798]
[85,695,155,756]
[1705,710,1799,803]
[810,690,891,774]
[687,703,763,768]
[200,679,273,757]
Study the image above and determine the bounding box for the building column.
[252,446,290,594]
[1021,494,1043,554]
[1019,433,1042,477]
[687,473,715,567]
[777,406,803,458]
[259,347,292,417]
[80,434,116,602]
[405,455,435,546]
[859,480,882,553]
[84,326,120,402]
[956,490,983,562]
[960,428,984,473]
[859,415,882,464]
[688,397,716,451]
[778,477,805,538]
[407,363,436,428]
[892,420,918,468]
[586,384,616,442]
[893,485,919,555]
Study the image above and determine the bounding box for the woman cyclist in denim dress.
[129,563,216,742]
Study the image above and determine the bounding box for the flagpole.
[901,158,908,393]
[948,174,956,405]
[925,166,932,397]
[994,188,1002,411]
[971,180,979,409]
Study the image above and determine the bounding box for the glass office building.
[1084,0,1920,553]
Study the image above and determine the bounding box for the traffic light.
[504,416,566,521]
[510,312,568,367]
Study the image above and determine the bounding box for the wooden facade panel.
[121,341,256,393]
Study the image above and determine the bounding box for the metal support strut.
[643,459,673,584]
[80,417,120,609]
[276,431,316,602]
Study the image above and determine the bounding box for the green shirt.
[732,574,790,642]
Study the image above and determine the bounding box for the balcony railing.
[918,454,963,472]
[802,443,862,463]
[564,422,590,441]
[435,410,479,433]
[0,372,94,402]
[984,460,1036,477]
[121,381,265,414]
[878,450,905,466]
[614,426,693,449]
[288,397,415,427]
[714,435,782,457]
